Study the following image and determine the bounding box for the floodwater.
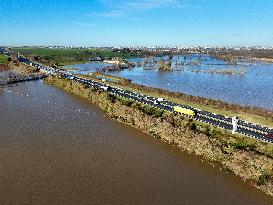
[68,54,273,110]
[0,81,273,205]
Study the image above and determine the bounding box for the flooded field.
[0,81,273,204]
[67,54,273,110]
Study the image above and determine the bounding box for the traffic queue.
[13,52,273,144]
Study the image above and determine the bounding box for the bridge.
[1,47,273,143]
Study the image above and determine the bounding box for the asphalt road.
[1,48,272,144]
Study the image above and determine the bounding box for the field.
[0,54,8,64]
[11,47,136,66]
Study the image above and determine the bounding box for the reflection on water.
[1,81,272,204]
[67,54,273,110]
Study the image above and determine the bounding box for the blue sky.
[0,0,273,46]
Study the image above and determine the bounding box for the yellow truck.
[173,106,195,116]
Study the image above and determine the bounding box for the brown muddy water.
[0,81,272,205]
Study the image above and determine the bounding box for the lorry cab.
[157,98,165,102]
[100,86,109,91]
[153,97,165,105]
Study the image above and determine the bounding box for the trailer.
[173,106,195,116]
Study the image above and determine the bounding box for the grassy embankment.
[78,72,273,128]
[45,75,273,197]
[11,47,137,66]
[0,54,10,72]
[0,54,8,64]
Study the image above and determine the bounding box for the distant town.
[7,45,273,52]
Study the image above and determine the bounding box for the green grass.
[231,138,256,151]
[0,54,8,64]
[11,47,136,66]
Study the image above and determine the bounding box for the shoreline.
[0,60,46,85]
[44,76,273,197]
[0,71,46,85]
[211,53,273,65]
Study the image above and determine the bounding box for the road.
[1,47,273,143]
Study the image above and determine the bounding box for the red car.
[267,133,273,139]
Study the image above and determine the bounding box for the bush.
[107,94,117,103]
[232,138,256,151]
[141,105,163,117]
[83,84,89,89]
[257,172,271,185]
[205,125,218,138]
[143,105,154,115]
[191,121,199,131]
[117,97,133,107]
[152,108,164,118]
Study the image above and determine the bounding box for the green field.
[0,54,8,64]
[11,47,136,66]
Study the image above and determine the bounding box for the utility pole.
[232,116,238,134]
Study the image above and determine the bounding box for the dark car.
[267,133,273,139]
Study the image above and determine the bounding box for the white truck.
[100,86,109,91]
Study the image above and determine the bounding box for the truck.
[153,98,165,105]
[100,85,109,91]
[157,98,165,102]
[173,106,195,116]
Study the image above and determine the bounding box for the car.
[267,133,273,139]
